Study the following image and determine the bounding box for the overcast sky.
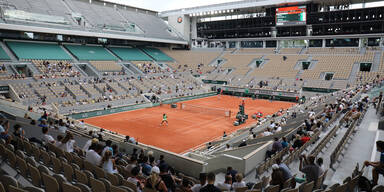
[103,0,242,12]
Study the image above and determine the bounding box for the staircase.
[360,47,366,55]
[119,63,135,75]
[123,63,145,76]
[295,70,304,80]
[60,45,79,62]
[26,62,41,76]
[348,62,360,83]
[371,51,381,72]
[105,47,122,62]
[72,64,88,76]
[299,47,307,54]
[0,41,18,62]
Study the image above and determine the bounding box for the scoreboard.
[276,6,306,26]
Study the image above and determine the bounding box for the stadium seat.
[89,177,106,192]
[41,173,59,192]
[8,185,27,192]
[28,164,42,187]
[265,185,280,192]
[299,181,314,192]
[281,188,298,192]
[23,186,45,192]
[73,183,92,192]
[0,175,19,192]
[62,182,82,192]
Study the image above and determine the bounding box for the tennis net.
[180,103,231,117]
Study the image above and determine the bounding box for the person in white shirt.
[41,127,55,144]
[83,138,98,152]
[216,174,232,191]
[85,143,103,166]
[55,135,63,147]
[125,156,138,173]
[100,150,118,174]
[232,173,246,190]
[102,140,113,157]
[191,173,207,192]
[58,122,67,133]
[274,124,282,133]
[60,132,76,153]
[262,128,273,137]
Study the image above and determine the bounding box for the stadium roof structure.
[159,0,382,17]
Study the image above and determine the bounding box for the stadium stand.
[64,44,117,61]
[6,41,72,60]
[141,47,173,61]
[301,54,374,80]
[89,61,122,72]
[250,55,307,78]
[108,47,152,61]
[32,60,81,78]
[161,49,221,74]
[237,48,276,54]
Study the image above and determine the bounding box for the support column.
[322,39,326,48]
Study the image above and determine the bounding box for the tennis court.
[82,95,296,154]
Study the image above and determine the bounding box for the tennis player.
[218,88,223,100]
[160,113,168,126]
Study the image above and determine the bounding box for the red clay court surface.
[83,95,296,154]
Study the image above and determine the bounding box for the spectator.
[60,132,75,153]
[177,178,192,192]
[266,137,283,159]
[270,164,285,190]
[38,119,48,128]
[41,127,55,144]
[58,122,67,133]
[364,140,384,186]
[317,157,324,175]
[232,173,246,190]
[83,137,98,152]
[225,144,232,151]
[262,128,273,136]
[157,154,165,166]
[85,143,103,166]
[281,137,288,148]
[200,172,221,192]
[301,133,311,144]
[0,118,11,143]
[125,155,138,173]
[100,150,118,174]
[125,135,137,144]
[13,124,25,139]
[223,131,227,138]
[238,140,247,147]
[298,155,320,184]
[216,174,232,191]
[146,166,168,192]
[127,166,144,192]
[159,164,176,192]
[226,167,238,183]
[191,173,207,192]
[292,135,303,149]
[140,156,152,176]
[276,157,292,181]
[55,135,63,147]
[112,144,120,159]
[102,140,113,156]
